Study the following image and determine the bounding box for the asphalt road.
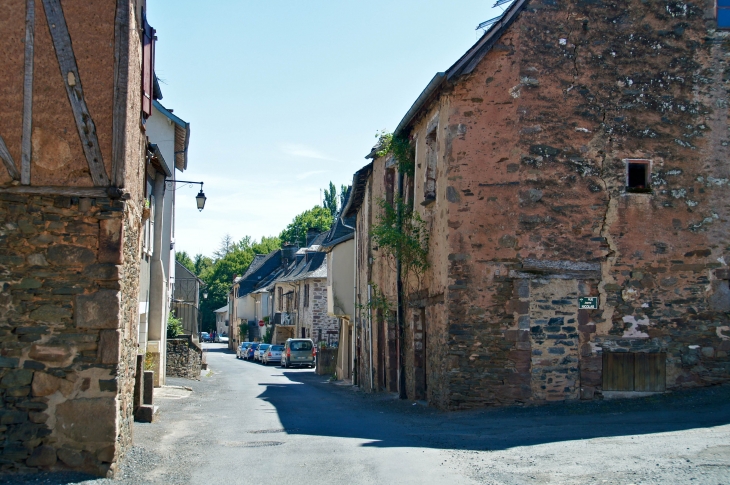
[5,343,730,484]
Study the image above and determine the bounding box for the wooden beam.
[0,135,21,181]
[41,0,110,187]
[111,0,129,187]
[0,185,110,198]
[21,0,35,185]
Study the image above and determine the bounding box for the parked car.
[219,335,229,344]
[281,339,315,368]
[262,345,283,365]
[245,343,260,361]
[237,342,251,359]
[255,344,271,362]
[200,332,211,342]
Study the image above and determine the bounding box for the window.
[423,128,437,203]
[385,166,395,207]
[303,284,310,308]
[718,0,730,28]
[141,10,156,118]
[625,159,652,193]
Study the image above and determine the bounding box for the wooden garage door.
[603,352,634,391]
[634,352,666,392]
[603,352,666,392]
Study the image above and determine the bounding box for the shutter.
[141,13,156,117]
[635,352,666,392]
[603,352,635,391]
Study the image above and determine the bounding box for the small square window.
[625,159,652,193]
[718,0,730,28]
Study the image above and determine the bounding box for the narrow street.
[8,343,730,485]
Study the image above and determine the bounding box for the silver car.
[281,339,315,368]
[255,344,271,362]
[262,345,283,365]
[237,342,251,359]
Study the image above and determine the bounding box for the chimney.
[281,244,298,266]
[232,274,238,282]
[306,228,321,247]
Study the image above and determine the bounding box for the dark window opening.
[626,160,651,193]
[718,0,730,28]
[423,129,437,203]
[385,166,395,207]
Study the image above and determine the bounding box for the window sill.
[625,187,653,194]
[420,196,436,207]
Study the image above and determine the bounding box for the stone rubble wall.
[166,337,201,380]
[0,194,138,475]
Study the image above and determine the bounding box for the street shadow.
[256,371,730,452]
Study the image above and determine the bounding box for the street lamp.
[203,289,208,299]
[166,180,207,211]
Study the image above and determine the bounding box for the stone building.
[346,0,730,408]
[0,0,154,475]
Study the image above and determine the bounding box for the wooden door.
[635,352,666,392]
[603,352,635,391]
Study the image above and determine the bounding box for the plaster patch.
[717,326,730,340]
[622,315,650,338]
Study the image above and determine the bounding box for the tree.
[198,235,282,331]
[213,234,235,260]
[279,206,333,247]
[194,254,213,276]
[175,251,195,273]
[339,184,350,211]
[323,181,338,217]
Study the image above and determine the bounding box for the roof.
[274,251,327,284]
[152,100,190,172]
[174,260,203,284]
[214,305,228,313]
[148,143,171,177]
[234,250,284,299]
[342,163,372,219]
[394,0,528,137]
[322,187,355,248]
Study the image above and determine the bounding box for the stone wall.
[0,194,138,475]
[300,279,339,346]
[166,336,201,380]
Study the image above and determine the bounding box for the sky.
[149,0,503,258]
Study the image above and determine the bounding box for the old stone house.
[0,0,153,475]
[347,0,730,409]
[270,238,339,346]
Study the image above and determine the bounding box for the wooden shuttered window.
[141,11,156,118]
[603,352,666,392]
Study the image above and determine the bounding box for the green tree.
[323,181,338,217]
[198,235,282,331]
[279,206,333,247]
[175,251,195,273]
[194,254,213,276]
[339,184,350,211]
[280,206,333,246]
[213,234,235,260]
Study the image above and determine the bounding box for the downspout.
[147,170,167,385]
[368,284,373,391]
[340,215,358,386]
[396,170,406,399]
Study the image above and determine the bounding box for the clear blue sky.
[149,0,502,258]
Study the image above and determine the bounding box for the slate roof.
[273,251,327,284]
[235,250,283,298]
[175,260,203,283]
[342,163,372,219]
[322,187,355,248]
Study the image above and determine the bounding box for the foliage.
[194,253,213,276]
[167,313,184,338]
[198,235,281,331]
[339,185,350,209]
[175,251,195,273]
[213,234,236,260]
[355,283,392,322]
[279,205,333,247]
[371,196,429,280]
[374,130,415,176]
[239,322,248,342]
[323,182,338,218]
[263,325,273,344]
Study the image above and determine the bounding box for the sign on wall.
[578,297,599,310]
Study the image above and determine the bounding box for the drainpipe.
[147,171,167,385]
[368,284,373,391]
[340,215,358,386]
[396,171,406,399]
